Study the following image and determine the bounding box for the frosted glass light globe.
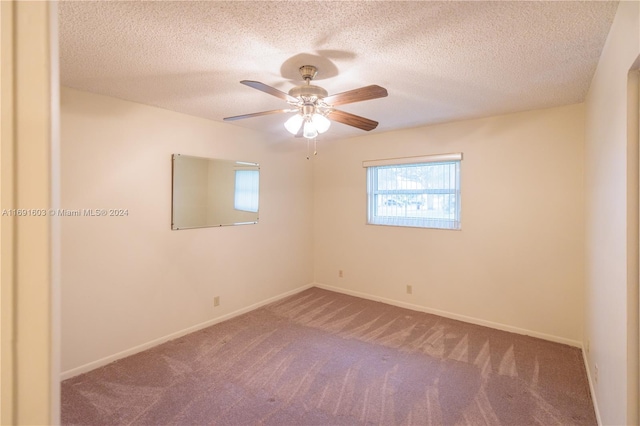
[303,120,318,139]
[284,114,304,135]
[312,114,331,134]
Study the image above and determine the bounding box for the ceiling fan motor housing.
[288,84,328,100]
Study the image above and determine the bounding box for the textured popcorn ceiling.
[59,1,618,142]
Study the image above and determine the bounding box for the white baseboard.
[314,282,582,348]
[582,347,602,425]
[60,283,315,380]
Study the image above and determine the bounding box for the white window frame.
[363,153,462,230]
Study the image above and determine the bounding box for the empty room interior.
[2,1,640,425]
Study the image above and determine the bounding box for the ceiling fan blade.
[328,109,379,131]
[223,109,294,121]
[323,85,388,106]
[240,80,298,102]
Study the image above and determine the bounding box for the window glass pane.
[234,170,259,213]
[367,160,460,229]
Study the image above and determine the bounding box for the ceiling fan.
[223,65,388,139]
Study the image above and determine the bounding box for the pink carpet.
[62,287,596,425]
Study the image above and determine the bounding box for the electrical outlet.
[594,363,598,384]
[339,270,343,278]
[406,285,413,295]
[214,296,220,307]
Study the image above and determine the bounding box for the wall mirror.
[172,154,259,229]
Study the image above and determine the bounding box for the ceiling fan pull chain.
[306,137,318,159]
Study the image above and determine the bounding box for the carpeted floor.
[62,287,596,425]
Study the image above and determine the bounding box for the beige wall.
[60,87,314,375]
[314,104,585,345]
[584,1,640,424]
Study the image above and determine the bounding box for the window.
[234,170,259,213]
[364,154,462,229]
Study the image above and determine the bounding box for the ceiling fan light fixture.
[303,120,318,139]
[224,64,388,143]
[312,113,331,134]
[284,113,304,135]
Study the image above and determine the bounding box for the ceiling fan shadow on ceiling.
[223,65,388,140]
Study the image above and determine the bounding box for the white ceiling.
[59,1,618,142]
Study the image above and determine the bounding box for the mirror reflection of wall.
[172,154,259,229]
